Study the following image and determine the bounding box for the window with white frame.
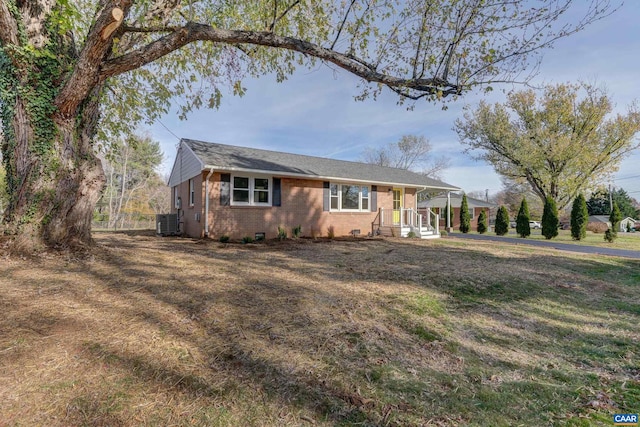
[174,186,179,208]
[468,208,474,220]
[189,179,195,206]
[231,175,271,206]
[330,183,370,211]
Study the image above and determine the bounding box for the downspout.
[204,167,214,237]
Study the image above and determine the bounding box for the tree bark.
[3,94,105,252]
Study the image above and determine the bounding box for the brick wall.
[172,172,417,239]
[171,173,204,237]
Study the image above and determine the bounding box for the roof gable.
[182,139,459,190]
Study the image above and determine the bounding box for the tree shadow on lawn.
[2,233,638,425]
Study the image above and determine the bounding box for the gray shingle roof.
[418,194,497,209]
[183,139,459,190]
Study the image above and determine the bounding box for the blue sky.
[152,2,640,199]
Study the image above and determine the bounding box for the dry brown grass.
[1,231,638,426]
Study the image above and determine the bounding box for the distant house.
[167,139,460,240]
[620,217,637,232]
[588,215,611,230]
[417,194,496,230]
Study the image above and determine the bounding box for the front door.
[392,188,403,225]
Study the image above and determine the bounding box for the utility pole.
[609,184,613,213]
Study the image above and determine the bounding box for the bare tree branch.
[269,0,301,32]
[99,23,460,97]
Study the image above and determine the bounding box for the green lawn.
[458,228,640,251]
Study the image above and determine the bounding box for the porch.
[371,208,440,239]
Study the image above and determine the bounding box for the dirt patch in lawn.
[1,231,638,426]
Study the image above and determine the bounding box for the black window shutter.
[323,181,330,211]
[273,178,281,206]
[220,173,230,206]
[370,185,377,212]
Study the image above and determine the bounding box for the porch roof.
[418,194,497,209]
[183,139,460,190]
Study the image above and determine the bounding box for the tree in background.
[362,135,450,179]
[570,194,588,240]
[516,198,531,238]
[0,1,615,251]
[99,134,164,229]
[456,83,640,211]
[610,202,622,235]
[147,174,172,215]
[492,180,544,220]
[459,194,471,233]
[495,206,510,236]
[587,187,639,218]
[477,210,488,234]
[542,196,559,240]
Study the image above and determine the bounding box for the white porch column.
[446,191,451,230]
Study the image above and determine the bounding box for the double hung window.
[232,175,271,206]
[330,183,370,211]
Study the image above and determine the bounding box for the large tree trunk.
[2,92,105,252]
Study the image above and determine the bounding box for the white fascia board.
[203,164,461,191]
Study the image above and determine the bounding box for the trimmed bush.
[241,236,254,244]
[219,235,230,243]
[604,229,615,243]
[495,206,510,236]
[292,225,302,238]
[516,197,531,238]
[610,202,622,235]
[606,202,622,242]
[542,196,559,240]
[570,194,588,240]
[477,209,488,234]
[459,194,470,233]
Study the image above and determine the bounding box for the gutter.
[202,164,461,192]
[204,167,214,237]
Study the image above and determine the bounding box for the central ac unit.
[156,213,179,236]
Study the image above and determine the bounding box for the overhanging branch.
[99,23,460,98]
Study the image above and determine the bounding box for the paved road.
[447,233,640,260]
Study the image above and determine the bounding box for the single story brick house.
[588,215,611,231]
[418,194,496,230]
[168,139,460,240]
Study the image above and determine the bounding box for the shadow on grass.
[2,233,639,425]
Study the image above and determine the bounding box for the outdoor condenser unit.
[156,213,179,236]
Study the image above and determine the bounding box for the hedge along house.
[168,139,460,240]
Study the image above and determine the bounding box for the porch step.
[375,226,440,239]
[401,227,440,239]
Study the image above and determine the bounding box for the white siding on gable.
[168,141,204,187]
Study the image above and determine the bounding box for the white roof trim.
[204,164,460,191]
